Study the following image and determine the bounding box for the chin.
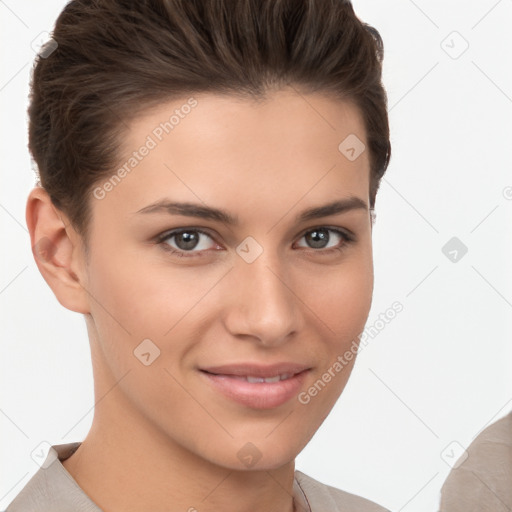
[203,438,301,472]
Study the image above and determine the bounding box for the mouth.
[205,373,296,383]
[199,363,311,409]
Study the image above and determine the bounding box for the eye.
[156,228,220,257]
[294,227,354,254]
[155,225,354,259]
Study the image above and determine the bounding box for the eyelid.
[156,224,354,241]
[155,227,220,250]
[296,224,355,240]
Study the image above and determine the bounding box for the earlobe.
[26,186,91,314]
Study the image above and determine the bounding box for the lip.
[201,362,310,378]
[199,362,311,409]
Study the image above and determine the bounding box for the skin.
[26,86,374,512]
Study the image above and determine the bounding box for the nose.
[222,249,303,347]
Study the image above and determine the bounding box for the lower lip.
[200,370,309,409]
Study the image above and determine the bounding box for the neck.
[62,359,297,512]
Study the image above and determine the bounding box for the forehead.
[129,87,367,154]
[92,88,370,224]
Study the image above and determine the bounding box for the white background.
[1,1,511,511]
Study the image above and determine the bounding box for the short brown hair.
[28,0,391,247]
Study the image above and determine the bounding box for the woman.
[8,0,391,510]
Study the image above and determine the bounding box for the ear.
[26,186,91,314]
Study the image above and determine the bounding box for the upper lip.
[200,363,311,378]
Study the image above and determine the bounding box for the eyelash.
[154,226,355,259]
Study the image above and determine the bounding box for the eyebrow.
[134,196,368,226]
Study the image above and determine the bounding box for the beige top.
[439,411,512,512]
[6,442,389,512]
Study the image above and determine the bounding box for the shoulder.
[295,470,390,512]
[5,443,102,512]
[444,411,512,474]
[439,412,512,511]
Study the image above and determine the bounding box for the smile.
[199,363,311,409]
[216,373,293,383]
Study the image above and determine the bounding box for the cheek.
[84,246,226,404]
[84,249,196,416]
[87,245,212,338]
[295,253,373,412]
[300,253,374,339]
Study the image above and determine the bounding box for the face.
[81,87,374,470]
